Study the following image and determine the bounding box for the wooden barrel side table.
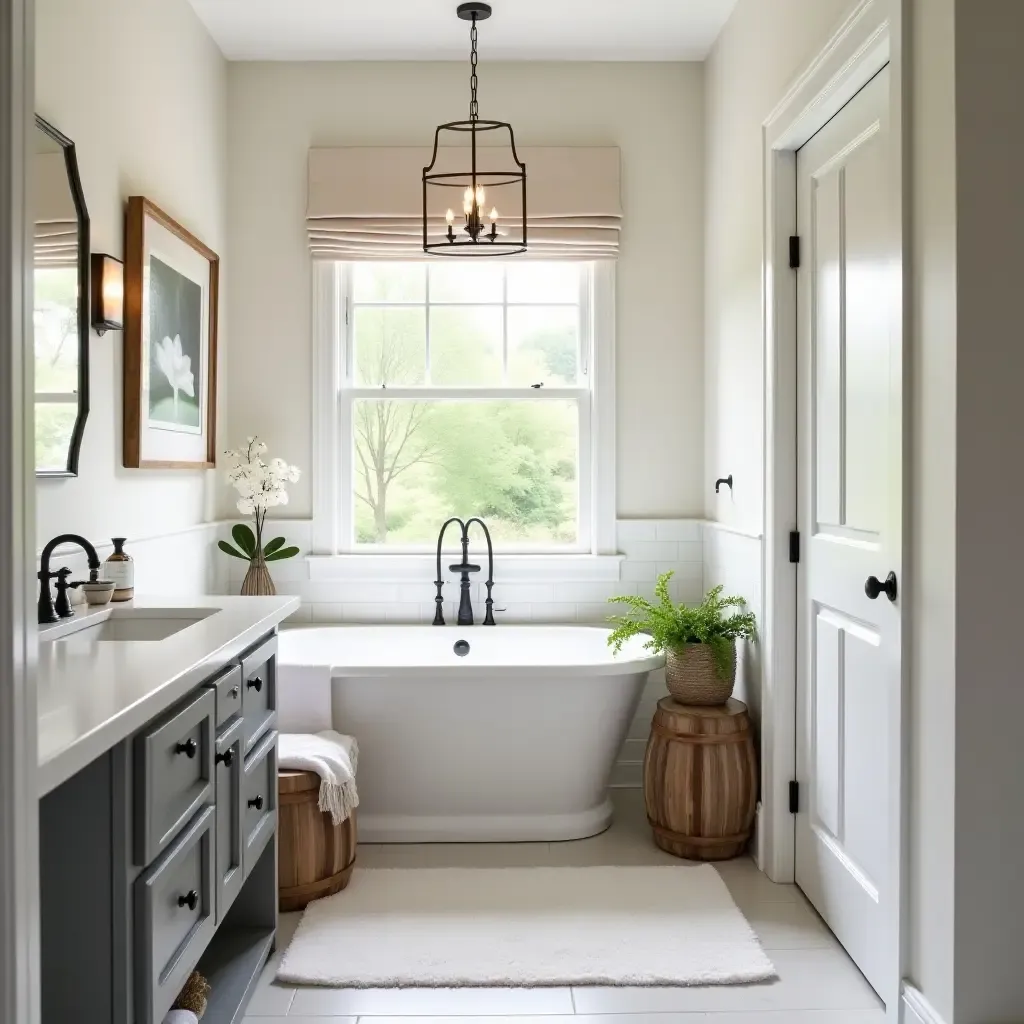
[278,769,357,911]
[643,697,758,861]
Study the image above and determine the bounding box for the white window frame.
[312,259,616,561]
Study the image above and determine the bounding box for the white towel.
[279,730,359,826]
[277,663,333,733]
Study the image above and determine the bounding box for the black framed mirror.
[33,115,90,477]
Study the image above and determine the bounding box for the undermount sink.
[46,608,220,644]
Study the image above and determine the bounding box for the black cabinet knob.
[177,890,199,911]
[230,685,240,699]
[248,795,265,811]
[215,748,235,768]
[864,571,898,603]
[247,676,263,693]
[175,738,198,759]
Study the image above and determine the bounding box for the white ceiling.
[186,0,739,62]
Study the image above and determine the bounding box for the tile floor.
[245,790,884,1023]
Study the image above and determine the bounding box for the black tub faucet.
[38,533,100,624]
[433,517,496,627]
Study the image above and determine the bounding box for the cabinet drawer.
[241,636,277,754]
[134,805,216,1024]
[208,663,243,728]
[215,718,245,922]
[243,729,277,873]
[134,689,215,865]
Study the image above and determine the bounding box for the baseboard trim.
[902,984,948,1024]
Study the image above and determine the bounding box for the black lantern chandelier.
[422,2,527,256]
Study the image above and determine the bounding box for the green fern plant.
[607,574,757,675]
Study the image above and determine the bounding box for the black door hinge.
[789,530,800,564]
[789,780,800,814]
[789,235,801,269]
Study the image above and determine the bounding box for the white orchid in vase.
[220,438,301,595]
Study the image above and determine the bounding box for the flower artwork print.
[148,255,202,433]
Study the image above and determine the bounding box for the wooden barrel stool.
[643,697,758,861]
[278,769,357,911]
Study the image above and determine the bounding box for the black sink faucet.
[433,517,496,627]
[38,534,100,624]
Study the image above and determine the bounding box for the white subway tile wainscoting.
[218,519,706,624]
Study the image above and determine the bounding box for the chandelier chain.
[469,16,479,121]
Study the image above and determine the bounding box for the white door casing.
[795,66,900,1000]
[0,0,41,1022]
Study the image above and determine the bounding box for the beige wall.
[34,0,227,549]
[224,61,705,521]
[702,0,856,532]
[951,3,1024,1018]
[908,0,956,1018]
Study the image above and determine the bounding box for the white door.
[795,66,900,1000]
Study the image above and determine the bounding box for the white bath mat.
[277,865,776,988]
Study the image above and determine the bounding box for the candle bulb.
[463,187,474,215]
[475,184,486,208]
[489,207,499,223]
[445,208,454,225]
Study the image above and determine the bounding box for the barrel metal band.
[648,821,750,847]
[649,721,750,745]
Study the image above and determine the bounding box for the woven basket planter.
[665,643,736,706]
[241,555,277,596]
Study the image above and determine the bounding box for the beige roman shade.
[34,221,79,267]
[307,146,621,260]
[33,151,78,268]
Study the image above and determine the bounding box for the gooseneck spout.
[38,533,101,624]
[466,518,496,626]
[432,517,497,627]
[434,517,465,626]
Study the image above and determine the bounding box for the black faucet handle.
[53,568,75,619]
[449,562,482,575]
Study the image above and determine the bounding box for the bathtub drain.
[453,639,471,657]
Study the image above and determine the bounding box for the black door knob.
[248,795,264,811]
[864,571,898,602]
[215,748,235,767]
[247,676,263,693]
[175,738,198,759]
[178,890,199,911]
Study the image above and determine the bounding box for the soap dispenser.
[104,537,134,602]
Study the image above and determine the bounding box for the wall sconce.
[91,253,124,336]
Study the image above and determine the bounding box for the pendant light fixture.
[422,3,527,256]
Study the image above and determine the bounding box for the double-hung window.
[315,260,614,555]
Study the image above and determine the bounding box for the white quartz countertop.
[37,595,299,797]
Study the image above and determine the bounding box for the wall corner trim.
[902,984,948,1024]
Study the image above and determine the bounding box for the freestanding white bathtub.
[277,626,663,843]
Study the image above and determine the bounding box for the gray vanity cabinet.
[210,663,244,728]
[40,629,281,1024]
[241,635,277,754]
[134,688,216,865]
[215,717,245,921]
[134,805,217,1024]
[242,727,278,867]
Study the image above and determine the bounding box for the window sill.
[306,553,624,583]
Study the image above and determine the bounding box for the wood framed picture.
[123,196,219,468]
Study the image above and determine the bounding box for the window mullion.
[502,264,509,381]
[424,264,432,385]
